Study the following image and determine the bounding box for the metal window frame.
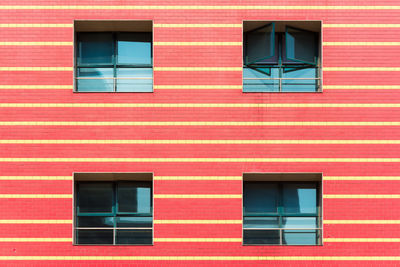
[242,177,322,246]
[74,180,153,246]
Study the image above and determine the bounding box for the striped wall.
[0,0,399,266]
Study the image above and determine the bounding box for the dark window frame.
[75,31,153,93]
[243,181,322,246]
[74,180,153,246]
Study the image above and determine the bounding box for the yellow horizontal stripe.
[0,158,400,162]
[154,176,242,180]
[0,42,72,46]
[154,238,241,242]
[3,103,400,108]
[154,41,241,46]
[154,85,242,89]
[0,220,72,224]
[153,24,242,28]
[154,67,241,71]
[324,24,400,28]
[324,176,400,180]
[325,238,400,242]
[0,176,72,180]
[0,5,399,10]
[1,121,400,126]
[324,85,400,90]
[154,220,241,224]
[0,24,73,28]
[324,220,400,224]
[324,42,400,46]
[324,194,400,199]
[0,85,72,89]
[324,67,400,71]
[0,194,72,198]
[0,67,72,71]
[0,238,71,242]
[154,194,241,199]
[0,256,399,261]
[2,140,400,144]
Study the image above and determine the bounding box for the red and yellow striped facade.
[0,0,400,266]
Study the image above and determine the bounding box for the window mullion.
[113,32,117,92]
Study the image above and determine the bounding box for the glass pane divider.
[76,227,153,230]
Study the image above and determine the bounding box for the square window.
[243,173,322,245]
[74,21,153,93]
[74,173,153,245]
[243,21,321,92]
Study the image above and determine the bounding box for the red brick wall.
[0,0,399,266]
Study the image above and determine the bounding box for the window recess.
[75,21,153,93]
[243,21,321,93]
[74,173,153,245]
[243,173,322,246]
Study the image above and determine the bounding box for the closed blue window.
[76,32,153,92]
[75,181,153,245]
[243,181,321,245]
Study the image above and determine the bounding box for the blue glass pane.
[243,217,279,229]
[117,182,152,213]
[78,33,113,65]
[243,230,280,245]
[117,217,152,228]
[282,217,318,229]
[117,33,152,65]
[116,68,153,92]
[286,27,318,64]
[78,182,113,213]
[244,183,278,214]
[76,229,113,245]
[77,216,114,227]
[283,230,319,245]
[116,229,152,245]
[77,68,114,92]
[243,67,279,92]
[283,183,317,214]
[281,67,319,92]
[245,23,275,64]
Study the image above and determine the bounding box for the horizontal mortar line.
[0,24,73,27]
[0,194,72,198]
[324,220,400,224]
[323,85,400,90]
[154,85,242,89]
[154,41,241,46]
[0,5,399,10]
[3,140,400,144]
[0,42,72,46]
[154,176,242,180]
[323,42,400,46]
[324,194,400,199]
[0,121,400,126]
[0,67,72,71]
[0,256,399,261]
[0,176,72,180]
[154,220,242,224]
[154,67,242,71]
[154,238,241,242]
[3,103,400,108]
[324,238,400,242]
[0,158,400,162]
[153,24,242,28]
[323,24,400,28]
[324,67,400,71]
[154,194,241,199]
[0,238,71,242]
[0,220,72,224]
[0,85,72,89]
[324,176,400,180]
